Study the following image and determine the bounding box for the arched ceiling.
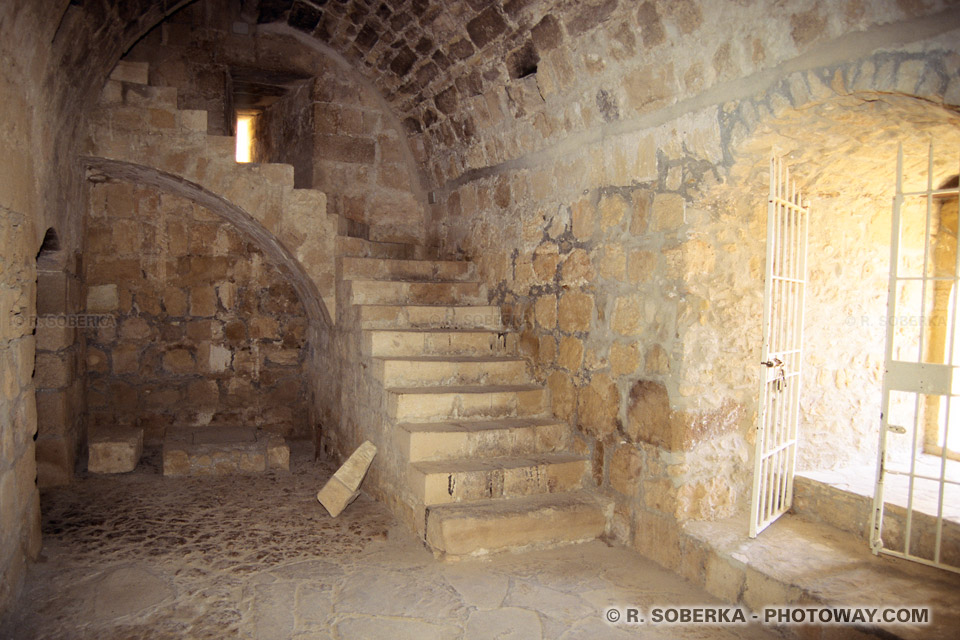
[252,0,573,133]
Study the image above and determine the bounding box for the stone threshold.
[793,465,960,568]
[680,511,960,639]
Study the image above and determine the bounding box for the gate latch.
[761,358,787,391]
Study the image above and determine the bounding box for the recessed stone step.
[374,356,527,386]
[206,135,237,157]
[399,416,569,462]
[364,328,517,357]
[425,491,611,557]
[236,161,296,188]
[385,384,547,421]
[110,60,150,84]
[336,236,419,259]
[355,304,502,330]
[411,452,587,506]
[340,256,476,282]
[348,279,486,305]
[161,426,289,476]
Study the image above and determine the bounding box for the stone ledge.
[680,513,960,640]
[162,426,289,476]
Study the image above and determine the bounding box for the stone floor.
[0,443,784,640]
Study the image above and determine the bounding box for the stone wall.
[416,1,960,564]
[34,243,85,489]
[0,0,198,618]
[83,180,312,443]
[1,0,56,615]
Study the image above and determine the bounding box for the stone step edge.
[385,383,545,395]
[397,416,566,434]
[424,490,613,557]
[412,452,587,475]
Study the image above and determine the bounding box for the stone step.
[373,356,527,386]
[336,236,419,260]
[364,328,517,357]
[340,256,476,282]
[398,417,569,463]
[101,80,178,109]
[397,418,569,462]
[424,491,611,557]
[206,135,237,158]
[110,60,149,84]
[347,279,486,306]
[411,452,587,506]
[91,104,207,136]
[355,304,502,330]
[385,384,547,422]
[235,161,296,188]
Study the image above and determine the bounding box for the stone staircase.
[89,59,611,556]
[85,60,338,320]
[337,241,611,556]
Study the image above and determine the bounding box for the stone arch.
[721,49,960,168]
[83,157,330,330]
[81,156,338,443]
[687,84,960,519]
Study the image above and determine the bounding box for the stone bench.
[88,426,144,473]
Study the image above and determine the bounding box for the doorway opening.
[719,91,960,566]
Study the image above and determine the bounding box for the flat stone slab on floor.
[162,425,289,476]
[683,513,960,640]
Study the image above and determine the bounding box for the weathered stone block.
[35,324,74,352]
[558,291,593,333]
[88,426,144,474]
[578,373,619,440]
[34,351,74,389]
[548,371,576,422]
[610,444,642,496]
[610,342,640,376]
[162,348,195,374]
[611,295,643,336]
[557,336,583,371]
[466,7,507,49]
[626,380,743,451]
[651,193,685,230]
[633,509,682,572]
[317,440,377,517]
[35,389,68,437]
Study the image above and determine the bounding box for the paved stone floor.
[0,443,785,640]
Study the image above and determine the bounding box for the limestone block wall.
[0,0,199,618]
[417,0,960,566]
[0,207,41,614]
[83,181,312,443]
[34,250,85,488]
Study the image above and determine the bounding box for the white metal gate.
[750,157,810,538]
[871,143,960,573]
